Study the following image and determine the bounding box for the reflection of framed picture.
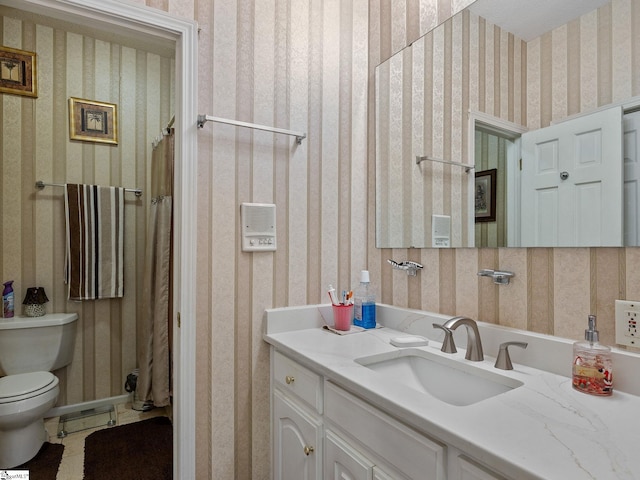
[69,97,118,145]
[0,46,37,97]
[475,168,497,223]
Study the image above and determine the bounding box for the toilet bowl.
[0,372,59,468]
[0,313,77,468]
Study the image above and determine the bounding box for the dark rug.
[84,416,172,480]
[16,442,64,480]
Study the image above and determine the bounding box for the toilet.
[0,313,78,468]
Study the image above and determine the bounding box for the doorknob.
[560,171,569,180]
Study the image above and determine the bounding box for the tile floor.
[43,401,171,479]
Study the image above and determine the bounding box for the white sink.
[355,348,523,406]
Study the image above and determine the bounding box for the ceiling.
[468,0,611,41]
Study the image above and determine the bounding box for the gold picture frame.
[69,97,118,145]
[0,46,37,98]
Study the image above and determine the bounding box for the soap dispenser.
[572,314,613,396]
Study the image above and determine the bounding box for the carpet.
[16,442,64,480]
[84,416,172,480]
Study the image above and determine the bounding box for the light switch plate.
[615,300,640,349]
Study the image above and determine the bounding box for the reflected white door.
[624,111,640,246]
[520,107,623,247]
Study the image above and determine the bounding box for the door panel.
[521,107,623,246]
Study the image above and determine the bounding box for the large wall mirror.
[376,0,640,248]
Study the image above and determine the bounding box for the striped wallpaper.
[0,10,174,406]
[5,1,640,479]
[194,1,369,478]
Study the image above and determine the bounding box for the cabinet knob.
[303,445,315,456]
[285,375,295,384]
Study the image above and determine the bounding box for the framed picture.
[0,46,37,98]
[475,168,497,223]
[69,97,118,145]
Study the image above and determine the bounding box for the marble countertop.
[263,304,640,480]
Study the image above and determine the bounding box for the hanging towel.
[65,184,125,300]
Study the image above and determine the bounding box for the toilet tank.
[0,313,78,375]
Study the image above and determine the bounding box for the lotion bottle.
[572,314,613,396]
[2,280,14,318]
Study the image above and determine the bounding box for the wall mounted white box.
[615,300,639,349]
[241,203,276,252]
[432,215,451,248]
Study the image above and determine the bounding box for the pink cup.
[332,304,353,331]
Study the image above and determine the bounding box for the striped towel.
[64,184,125,300]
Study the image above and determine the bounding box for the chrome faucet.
[442,316,484,361]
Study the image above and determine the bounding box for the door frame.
[5,0,198,477]
[467,111,528,247]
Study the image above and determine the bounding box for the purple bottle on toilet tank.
[3,280,14,318]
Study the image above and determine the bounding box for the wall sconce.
[22,287,49,317]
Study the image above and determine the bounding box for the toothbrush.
[327,285,339,305]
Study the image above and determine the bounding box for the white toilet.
[0,313,77,468]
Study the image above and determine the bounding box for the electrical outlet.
[615,300,640,348]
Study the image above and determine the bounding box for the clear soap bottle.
[572,314,613,396]
[353,270,376,329]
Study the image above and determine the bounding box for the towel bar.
[35,181,143,197]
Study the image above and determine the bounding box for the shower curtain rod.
[197,114,307,145]
[35,181,143,197]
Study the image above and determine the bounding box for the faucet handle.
[494,341,528,370]
[433,324,457,354]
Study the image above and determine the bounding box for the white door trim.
[6,1,198,477]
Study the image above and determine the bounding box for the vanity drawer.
[273,351,322,413]
[324,380,446,480]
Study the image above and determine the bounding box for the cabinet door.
[453,455,506,480]
[273,390,322,480]
[324,429,374,480]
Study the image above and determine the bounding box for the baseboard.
[45,394,131,419]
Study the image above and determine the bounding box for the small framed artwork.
[0,46,37,98]
[475,168,497,223]
[69,97,118,145]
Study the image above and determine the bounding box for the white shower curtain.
[137,128,174,408]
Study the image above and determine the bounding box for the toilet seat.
[0,372,57,404]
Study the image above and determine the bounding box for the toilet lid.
[0,372,56,402]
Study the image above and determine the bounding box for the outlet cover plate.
[615,300,640,348]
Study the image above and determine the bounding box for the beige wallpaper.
[194,1,369,478]
[6,1,640,479]
[0,11,174,405]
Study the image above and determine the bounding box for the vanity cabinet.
[324,429,375,479]
[271,349,506,480]
[272,351,323,479]
[273,390,323,479]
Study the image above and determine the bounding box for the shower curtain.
[137,128,174,408]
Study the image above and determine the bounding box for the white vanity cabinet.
[324,380,445,480]
[324,429,375,479]
[272,351,323,479]
[271,348,506,480]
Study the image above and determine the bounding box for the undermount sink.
[355,348,523,406]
